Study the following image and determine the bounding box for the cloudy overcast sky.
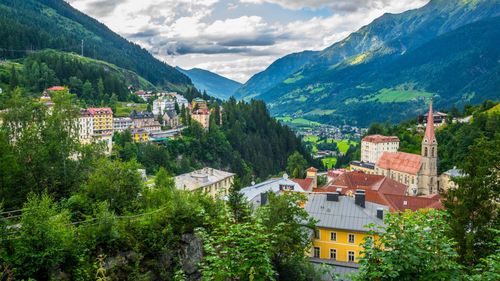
[67,0,429,83]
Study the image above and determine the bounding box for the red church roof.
[377,152,422,175]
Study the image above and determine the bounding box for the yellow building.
[305,191,386,264]
[350,161,376,175]
[131,128,149,143]
[87,108,113,133]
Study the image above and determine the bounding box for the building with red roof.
[46,86,66,91]
[361,134,400,164]
[374,101,439,195]
[314,171,442,212]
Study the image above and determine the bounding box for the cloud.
[67,0,430,82]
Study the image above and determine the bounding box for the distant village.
[38,86,214,154]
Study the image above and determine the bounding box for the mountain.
[176,67,242,100]
[0,0,191,90]
[235,51,317,100]
[240,0,500,126]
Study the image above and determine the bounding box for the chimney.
[355,190,365,208]
[326,192,339,202]
[376,208,384,220]
[260,192,268,206]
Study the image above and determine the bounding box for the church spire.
[423,99,436,143]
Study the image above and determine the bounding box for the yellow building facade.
[311,228,377,263]
[87,108,113,133]
[132,129,149,143]
[305,192,387,264]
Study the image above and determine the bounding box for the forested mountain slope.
[241,0,500,126]
[0,0,191,90]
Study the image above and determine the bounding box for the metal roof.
[305,193,387,233]
[240,176,306,207]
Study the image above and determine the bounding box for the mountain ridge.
[176,67,242,100]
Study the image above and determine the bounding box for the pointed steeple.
[423,99,436,143]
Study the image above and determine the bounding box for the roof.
[87,108,113,115]
[443,167,465,177]
[327,169,348,178]
[305,193,387,232]
[47,86,65,91]
[362,134,400,143]
[175,168,235,191]
[424,100,436,143]
[240,176,305,204]
[292,178,314,191]
[130,110,154,119]
[307,167,318,172]
[382,194,443,211]
[350,161,375,170]
[321,171,407,196]
[376,152,422,175]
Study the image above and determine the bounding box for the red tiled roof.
[362,134,400,143]
[382,194,443,211]
[327,169,347,178]
[377,152,422,175]
[292,178,314,192]
[318,171,407,196]
[424,100,436,142]
[87,108,113,115]
[47,86,66,91]
[307,167,318,172]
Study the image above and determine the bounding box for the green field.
[276,117,321,127]
[115,102,148,117]
[369,88,433,103]
[284,73,304,84]
[334,139,357,154]
[322,157,337,169]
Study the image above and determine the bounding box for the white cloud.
[67,0,430,82]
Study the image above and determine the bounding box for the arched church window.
[424,147,428,157]
[431,147,435,157]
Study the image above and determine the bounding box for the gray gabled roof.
[305,193,387,233]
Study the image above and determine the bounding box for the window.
[348,251,355,262]
[330,232,337,241]
[313,247,320,258]
[431,147,435,157]
[424,147,428,157]
[330,249,337,260]
[314,229,320,239]
[348,234,355,244]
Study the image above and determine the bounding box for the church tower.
[419,100,438,195]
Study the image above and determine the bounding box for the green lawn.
[115,102,148,117]
[334,140,357,154]
[283,73,304,84]
[322,157,337,169]
[369,88,433,103]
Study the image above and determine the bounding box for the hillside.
[0,50,156,104]
[0,0,191,90]
[176,67,242,100]
[240,0,500,126]
[235,51,317,100]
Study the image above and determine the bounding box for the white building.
[78,109,94,144]
[240,174,305,208]
[152,95,176,116]
[361,135,400,164]
[174,167,235,198]
[113,117,133,132]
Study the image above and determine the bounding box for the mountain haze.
[176,67,242,100]
[239,0,500,126]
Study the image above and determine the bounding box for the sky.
[66,0,429,83]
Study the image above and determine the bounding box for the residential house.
[162,109,181,128]
[306,191,387,264]
[439,167,464,191]
[152,94,176,116]
[418,111,448,127]
[292,167,319,191]
[113,117,133,132]
[130,110,161,132]
[191,109,210,130]
[131,128,149,143]
[174,168,235,198]
[240,174,306,208]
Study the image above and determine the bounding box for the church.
[374,101,438,196]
